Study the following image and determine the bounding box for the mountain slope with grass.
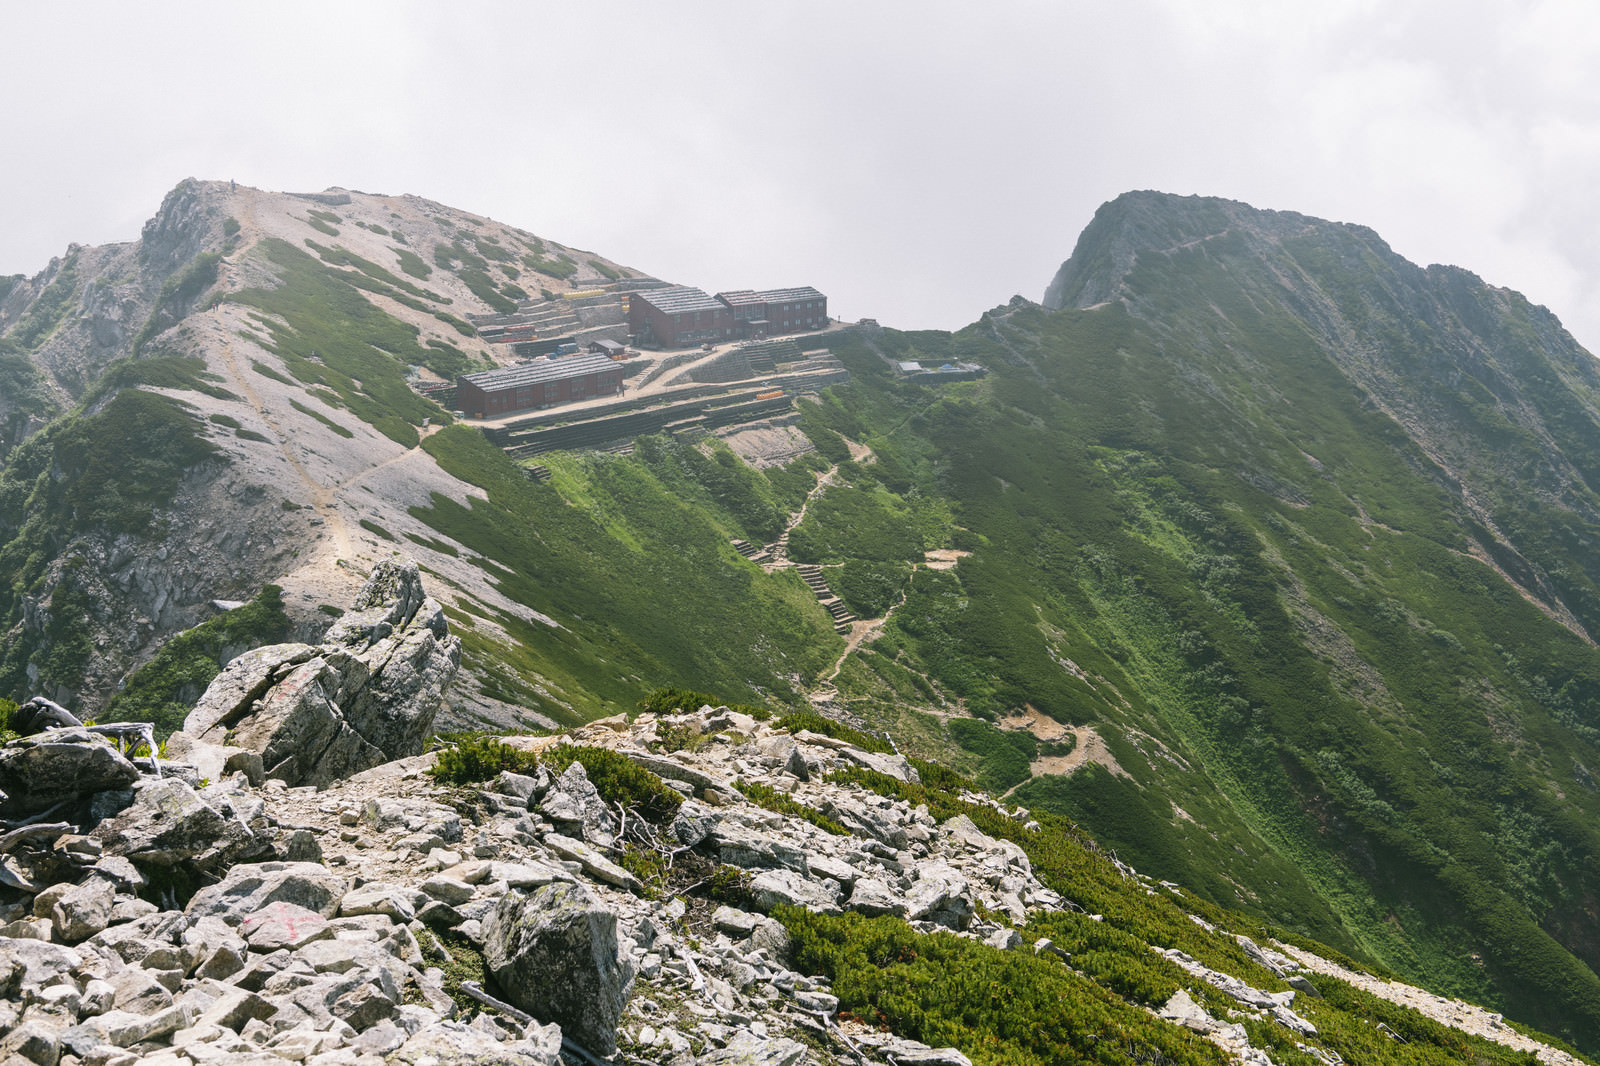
[9,183,1600,1049]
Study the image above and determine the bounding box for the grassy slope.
[410,427,842,725]
[793,284,1600,1045]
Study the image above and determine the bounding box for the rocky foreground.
[0,561,1586,1066]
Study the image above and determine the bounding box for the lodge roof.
[757,286,825,303]
[632,286,726,314]
[459,352,620,391]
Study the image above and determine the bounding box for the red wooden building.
[627,286,734,348]
[455,353,624,418]
[714,287,828,339]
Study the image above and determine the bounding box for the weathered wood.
[0,820,72,854]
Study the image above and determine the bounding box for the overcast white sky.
[4,0,1600,350]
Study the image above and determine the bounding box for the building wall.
[630,298,734,348]
[456,368,624,418]
[766,295,827,335]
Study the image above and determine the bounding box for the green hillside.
[9,187,1600,1048]
[403,194,1600,1044]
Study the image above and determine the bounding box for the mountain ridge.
[8,181,1600,1046]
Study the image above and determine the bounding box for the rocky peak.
[1042,190,1363,312]
[181,556,460,788]
[137,179,229,279]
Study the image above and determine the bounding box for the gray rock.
[749,868,843,914]
[0,729,140,815]
[847,876,904,917]
[538,762,618,844]
[107,966,175,1013]
[160,731,264,788]
[698,1031,812,1066]
[784,745,813,781]
[905,864,974,930]
[492,768,548,802]
[51,875,116,943]
[388,1020,562,1065]
[880,1039,974,1066]
[0,937,84,994]
[238,900,333,951]
[668,800,721,847]
[280,828,323,863]
[91,778,258,872]
[420,875,475,905]
[0,1021,62,1066]
[807,854,858,886]
[79,1003,188,1047]
[340,882,426,923]
[181,557,460,788]
[712,905,760,938]
[1288,973,1323,998]
[542,833,644,894]
[185,861,346,923]
[707,819,809,872]
[181,915,249,974]
[483,881,635,1056]
[485,860,569,889]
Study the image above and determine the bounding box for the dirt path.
[772,464,837,553]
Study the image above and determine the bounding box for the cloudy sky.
[5,1,1600,349]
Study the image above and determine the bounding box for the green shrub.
[10,252,79,350]
[540,743,683,824]
[229,238,443,446]
[704,864,755,907]
[455,266,518,314]
[82,355,237,405]
[395,247,431,279]
[834,558,910,618]
[289,400,354,438]
[522,253,577,280]
[640,686,772,720]
[103,584,291,737]
[433,311,475,336]
[427,735,539,784]
[948,717,1035,792]
[778,908,1229,1066]
[417,928,495,1018]
[359,519,396,541]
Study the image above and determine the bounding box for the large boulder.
[179,557,460,788]
[0,728,140,815]
[185,861,347,923]
[482,882,635,1057]
[91,778,259,872]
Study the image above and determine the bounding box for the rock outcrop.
[484,881,635,1055]
[1,692,1580,1066]
[181,557,460,788]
